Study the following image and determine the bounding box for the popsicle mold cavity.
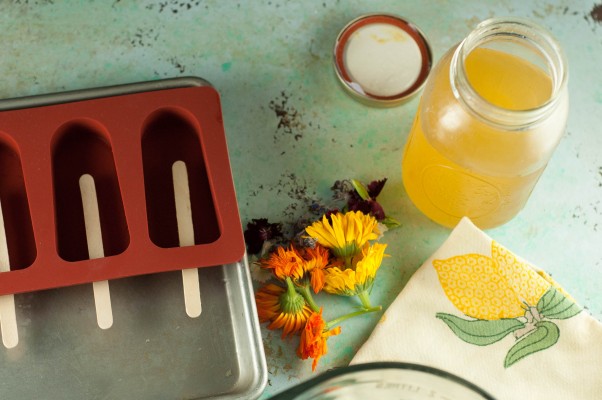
[0,133,36,271]
[51,119,130,262]
[142,108,220,249]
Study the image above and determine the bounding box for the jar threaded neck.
[450,17,568,129]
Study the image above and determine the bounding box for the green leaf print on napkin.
[436,314,525,346]
[504,321,560,368]
[537,287,582,320]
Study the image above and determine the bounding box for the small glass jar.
[401,18,569,229]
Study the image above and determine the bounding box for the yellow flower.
[260,245,305,281]
[433,241,551,320]
[322,267,357,296]
[297,308,341,371]
[305,211,380,259]
[255,282,313,338]
[323,243,387,296]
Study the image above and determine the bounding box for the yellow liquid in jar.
[402,47,554,229]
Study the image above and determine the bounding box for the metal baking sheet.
[0,77,267,399]
[0,258,267,399]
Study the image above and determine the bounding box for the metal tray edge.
[0,76,212,111]
[215,255,268,400]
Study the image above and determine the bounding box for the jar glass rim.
[267,362,497,399]
[450,17,568,129]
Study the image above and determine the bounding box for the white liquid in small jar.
[344,23,422,97]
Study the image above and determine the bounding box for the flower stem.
[357,290,373,309]
[285,277,297,296]
[325,306,382,331]
[280,277,308,316]
[297,284,321,313]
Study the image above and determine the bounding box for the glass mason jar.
[401,18,569,229]
[268,362,496,400]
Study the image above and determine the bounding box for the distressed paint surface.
[0,1,600,398]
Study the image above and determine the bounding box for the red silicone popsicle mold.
[0,80,245,296]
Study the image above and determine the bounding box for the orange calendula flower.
[255,282,313,338]
[297,309,341,371]
[260,245,305,281]
[305,211,379,259]
[300,244,332,293]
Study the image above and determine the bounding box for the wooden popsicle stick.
[0,199,18,348]
[79,174,113,330]
[172,160,202,318]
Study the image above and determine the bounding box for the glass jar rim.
[450,17,568,129]
[267,362,497,399]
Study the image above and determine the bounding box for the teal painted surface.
[0,1,600,398]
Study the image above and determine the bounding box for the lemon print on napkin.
[434,241,581,367]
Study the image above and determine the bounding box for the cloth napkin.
[351,217,602,400]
